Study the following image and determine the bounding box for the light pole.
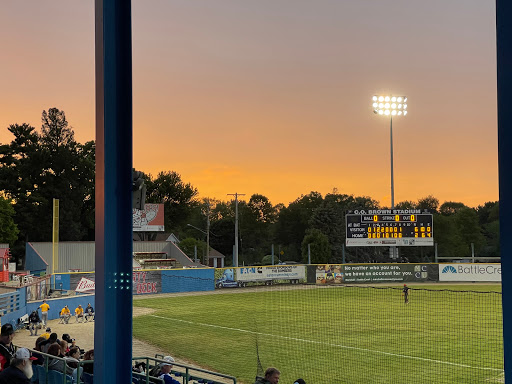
[372,95,408,258]
[227,192,245,267]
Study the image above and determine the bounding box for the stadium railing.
[133,355,237,384]
[17,346,93,384]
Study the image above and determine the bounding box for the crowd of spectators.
[0,322,94,383]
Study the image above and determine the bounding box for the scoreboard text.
[345,210,434,247]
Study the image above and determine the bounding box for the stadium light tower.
[372,95,408,260]
[372,95,408,209]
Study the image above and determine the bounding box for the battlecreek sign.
[439,264,502,282]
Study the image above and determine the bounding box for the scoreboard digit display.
[345,209,434,247]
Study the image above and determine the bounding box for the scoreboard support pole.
[497,1,512,380]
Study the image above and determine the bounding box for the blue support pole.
[497,1,512,380]
[94,0,133,383]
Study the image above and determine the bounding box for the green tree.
[454,207,486,255]
[145,171,199,232]
[274,192,324,260]
[0,110,96,263]
[417,195,439,213]
[439,201,467,215]
[178,237,206,262]
[0,197,19,245]
[301,229,331,264]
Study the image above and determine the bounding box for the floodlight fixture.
[371,93,409,260]
[372,95,408,116]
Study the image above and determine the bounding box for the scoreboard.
[345,209,434,247]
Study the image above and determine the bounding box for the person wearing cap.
[0,324,15,371]
[60,306,71,324]
[85,303,95,322]
[0,347,37,383]
[255,367,280,384]
[402,284,410,304]
[28,310,41,336]
[40,327,51,340]
[39,300,50,327]
[157,356,180,384]
[293,379,306,384]
[74,305,84,323]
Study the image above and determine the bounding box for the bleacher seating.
[82,372,94,384]
[47,369,73,384]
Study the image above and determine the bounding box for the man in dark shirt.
[402,284,410,304]
[28,310,41,336]
[0,347,37,384]
[0,324,15,371]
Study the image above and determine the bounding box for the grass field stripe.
[149,315,502,372]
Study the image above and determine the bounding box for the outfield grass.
[133,284,503,384]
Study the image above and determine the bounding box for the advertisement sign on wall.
[237,265,306,282]
[133,203,165,232]
[439,264,501,282]
[69,271,162,294]
[214,266,306,288]
[310,264,438,284]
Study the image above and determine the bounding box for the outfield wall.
[55,268,215,294]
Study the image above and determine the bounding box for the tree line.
[0,108,500,266]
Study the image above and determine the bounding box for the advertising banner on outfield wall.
[69,271,162,294]
[214,266,306,288]
[308,264,438,284]
[439,264,501,282]
[237,265,306,282]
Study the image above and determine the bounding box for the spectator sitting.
[157,356,180,384]
[133,361,146,374]
[60,306,71,324]
[32,337,46,366]
[0,324,16,371]
[40,328,51,340]
[47,343,74,375]
[40,333,59,354]
[65,348,80,369]
[74,305,84,322]
[82,349,94,375]
[254,367,280,384]
[0,347,37,384]
[61,334,72,344]
[69,338,80,354]
[28,310,41,336]
[59,340,68,356]
[84,303,95,322]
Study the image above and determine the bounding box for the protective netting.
[133,277,503,384]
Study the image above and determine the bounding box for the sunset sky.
[1,1,498,208]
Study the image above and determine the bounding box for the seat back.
[82,372,94,384]
[47,370,73,384]
[36,365,47,384]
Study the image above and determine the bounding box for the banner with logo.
[75,277,95,292]
[439,264,502,282]
[310,264,438,284]
[69,271,162,294]
[237,265,306,282]
[133,203,165,232]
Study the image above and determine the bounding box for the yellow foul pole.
[52,199,59,276]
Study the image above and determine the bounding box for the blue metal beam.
[94,0,133,382]
[497,1,511,381]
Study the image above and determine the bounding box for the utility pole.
[227,192,245,268]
